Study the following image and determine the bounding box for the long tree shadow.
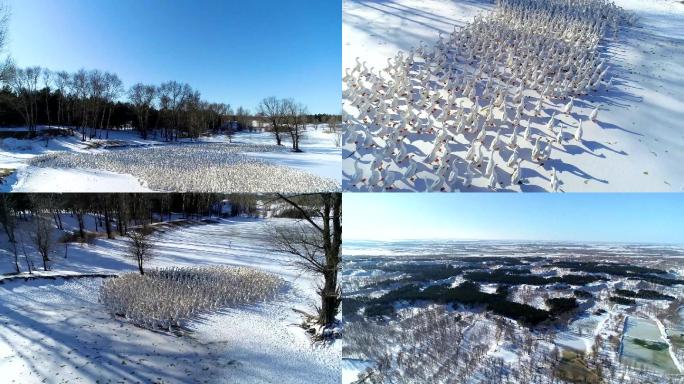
[0,279,222,383]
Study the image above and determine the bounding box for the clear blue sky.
[344,194,684,244]
[5,0,340,113]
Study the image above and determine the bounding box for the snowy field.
[342,0,684,192]
[0,126,341,192]
[0,218,340,384]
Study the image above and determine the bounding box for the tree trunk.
[104,207,113,239]
[76,212,85,239]
[320,267,340,325]
[12,241,19,273]
[319,194,342,325]
[52,211,63,230]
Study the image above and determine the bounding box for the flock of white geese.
[343,0,635,192]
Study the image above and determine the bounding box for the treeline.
[614,289,675,301]
[455,256,544,265]
[0,68,245,140]
[0,67,341,149]
[348,281,554,326]
[464,270,606,286]
[0,193,261,274]
[379,263,464,281]
[553,260,668,275]
[551,260,684,286]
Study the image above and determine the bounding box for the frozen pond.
[621,317,679,374]
[624,317,662,340]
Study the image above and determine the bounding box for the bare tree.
[87,69,106,139]
[327,115,342,147]
[127,226,154,275]
[0,2,11,84]
[32,213,53,271]
[42,68,52,127]
[72,69,90,139]
[273,193,342,326]
[0,195,19,273]
[257,96,285,146]
[54,70,70,128]
[129,83,157,139]
[102,72,123,138]
[158,80,192,141]
[283,98,307,152]
[8,66,42,133]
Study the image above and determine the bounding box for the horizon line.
[343,237,684,246]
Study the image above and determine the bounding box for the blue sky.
[344,194,684,244]
[5,0,340,113]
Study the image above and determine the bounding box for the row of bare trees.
[2,67,243,141]
[0,194,232,274]
[2,66,341,147]
[0,3,9,83]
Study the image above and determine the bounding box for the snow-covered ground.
[342,240,684,382]
[233,128,342,183]
[342,0,684,192]
[0,217,340,383]
[0,126,341,192]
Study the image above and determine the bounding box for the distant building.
[213,200,234,216]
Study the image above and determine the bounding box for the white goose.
[531,136,542,161]
[488,164,499,190]
[574,119,583,142]
[509,125,519,148]
[350,159,364,185]
[589,105,600,122]
[485,152,496,178]
[368,167,381,186]
[473,143,484,168]
[428,173,446,192]
[476,125,487,142]
[383,172,397,190]
[545,113,556,132]
[403,160,418,181]
[448,166,459,184]
[523,121,532,142]
[465,143,477,163]
[556,125,564,145]
[489,130,501,151]
[550,167,559,192]
[563,97,575,115]
[464,164,474,187]
[511,161,522,185]
[507,148,519,168]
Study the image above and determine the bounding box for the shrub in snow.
[29,143,339,192]
[100,266,285,330]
